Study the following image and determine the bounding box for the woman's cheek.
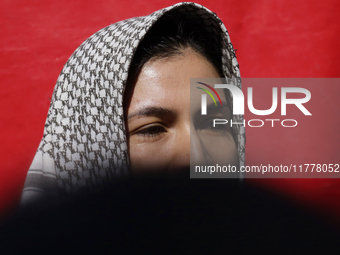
[129,140,169,172]
[200,132,238,166]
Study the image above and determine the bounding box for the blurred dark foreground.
[1,172,339,254]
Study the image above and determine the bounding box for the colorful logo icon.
[196,82,223,107]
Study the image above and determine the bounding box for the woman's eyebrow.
[127,106,176,119]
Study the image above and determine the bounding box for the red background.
[1,0,339,226]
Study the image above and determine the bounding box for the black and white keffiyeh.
[21,2,245,205]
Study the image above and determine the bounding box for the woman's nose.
[167,125,210,172]
[190,129,210,167]
[167,127,191,172]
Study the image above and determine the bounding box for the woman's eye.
[135,125,167,137]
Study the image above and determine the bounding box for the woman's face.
[125,48,238,174]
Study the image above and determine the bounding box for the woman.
[21,2,245,205]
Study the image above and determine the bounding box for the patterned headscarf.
[21,2,245,205]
